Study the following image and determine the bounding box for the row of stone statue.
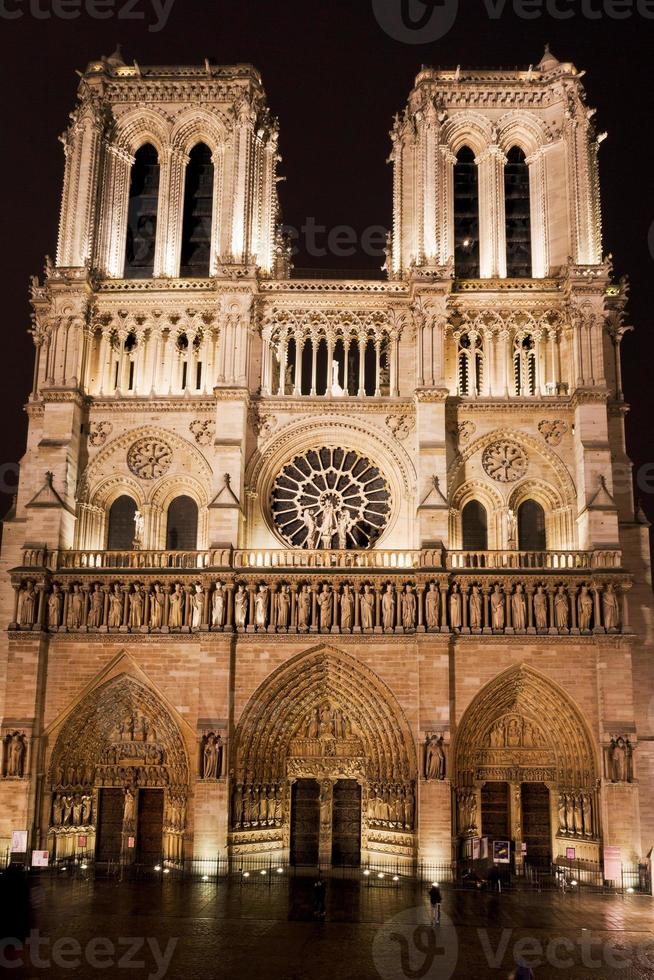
[232,783,283,829]
[1,732,27,778]
[51,792,93,828]
[368,784,415,829]
[558,790,596,838]
[12,578,625,633]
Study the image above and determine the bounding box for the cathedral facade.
[1,48,651,874]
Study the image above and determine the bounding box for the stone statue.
[211,583,225,627]
[557,793,567,834]
[424,734,446,780]
[449,584,462,630]
[52,795,63,827]
[133,510,144,549]
[6,733,25,777]
[203,733,221,779]
[150,584,164,628]
[564,792,574,832]
[67,584,84,629]
[582,793,593,837]
[578,585,593,631]
[123,787,136,832]
[47,584,62,629]
[534,585,548,629]
[298,585,311,628]
[382,584,395,630]
[277,585,290,628]
[302,509,318,549]
[469,585,482,630]
[336,509,352,549]
[18,582,36,627]
[512,584,526,630]
[108,584,123,628]
[191,584,203,630]
[425,583,440,630]
[87,584,104,628]
[507,508,517,548]
[340,585,353,630]
[610,737,628,782]
[554,586,569,629]
[602,584,620,630]
[402,585,416,629]
[491,584,505,630]
[169,584,183,629]
[234,584,247,628]
[254,585,268,628]
[360,584,374,630]
[317,585,333,629]
[129,587,144,628]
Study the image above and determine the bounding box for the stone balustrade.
[8,573,632,636]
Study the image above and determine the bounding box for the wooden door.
[290,779,320,866]
[331,780,361,867]
[521,783,551,867]
[136,789,164,865]
[96,788,124,862]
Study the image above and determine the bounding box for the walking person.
[428,881,442,926]
[313,872,326,919]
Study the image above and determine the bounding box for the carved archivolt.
[232,646,417,789]
[454,664,597,790]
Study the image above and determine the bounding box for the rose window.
[270,447,392,549]
[482,440,528,483]
[127,438,173,480]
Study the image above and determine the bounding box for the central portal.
[290,777,362,867]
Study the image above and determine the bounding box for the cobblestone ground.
[5,874,654,979]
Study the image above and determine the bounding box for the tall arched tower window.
[166,496,199,551]
[457,333,483,396]
[504,147,532,277]
[124,144,160,279]
[462,500,488,551]
[107,495,137,550]
[518,500,546,551]
[180,143,214,277]
[513,334,537,396]
[453,147,480,278]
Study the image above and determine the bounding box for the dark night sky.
[1,0,652,520]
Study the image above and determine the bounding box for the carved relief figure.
[340,585,353,630]
[108,584,123,628]
[449,584,462,630]
[297,585,311,629]
[6,733,26,777]
[129,586,144,628]
[302,509,318,549]
[48,584,62,629]
[425,583,440,630]
[234,584,247,628]
[360,584,374,630]
[578,586,593,631]
[469,585,482,630]
[123,787,136,832]
[382,584,395,630]
[336,510,352,549]
[554,586,569,629]
[67,584,84,629]
[202,733,222,780]
[608,736,633,782]
[317,585,333,630]
[402,585,416,630]
[169,584,184,628]
[424,734,446,780]
[254,585,269,628]
[512,584,526,630]
[87,584,104,628]
[277,585,290,628]
[491,584,505,630]
[18,582,36,627]
[602,584,620,630]
[534,585,548,629]
[212,583,225,627]
[191,584,203,630]
[150,584,164,629]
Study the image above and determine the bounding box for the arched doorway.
[453,665,599,869]
[231,647,417,868]
[46,675,189,865]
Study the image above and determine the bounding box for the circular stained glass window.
[270,447,392,550]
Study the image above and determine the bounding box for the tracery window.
[124,144,160,279]
[176,331,203,392]
[454,146,480,278]
[504,146,532,278]
[513,333,537,396]
[180,143,214,278]
[457,332,483,397]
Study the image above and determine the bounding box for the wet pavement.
[5,872,654,979]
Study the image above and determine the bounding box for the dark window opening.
[518,500,546,550]
[166,495,199,551]
[181,362,188,391]
[364,340,376,396]
[462,500,488,551]
[124,144,160,279]
[107,495,137,550]
[180,143,214,277]
[454,147,480,278]
[196,362,203,390]
[505,146,532,278]
[128,362,135,391]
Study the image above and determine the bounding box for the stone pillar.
[318,779,333,868]
[439,583,449,632]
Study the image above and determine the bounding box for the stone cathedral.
[0,47,651,875]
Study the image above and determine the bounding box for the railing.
[20,546,622,573]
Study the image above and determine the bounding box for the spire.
[104,45,126,69]
[538,44,560,73]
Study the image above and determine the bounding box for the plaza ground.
[5,872,654,979]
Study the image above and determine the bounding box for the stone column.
[482,586,491,635]
[374,585,382,633]
[247,585,256,634]
[461,584,469,634]
[354,587,361,632]
[504,585,513,633]
[318,779,333,868]
[101,585,110,630]
[417,585,425,632]
[310,585,319,633]
[162,585,171,633]
[357,335,366,397]
[226,584,235,629]
[268,584,277,633]
[395,584,403,633]
[526,585,535,634]
[439,583,449,632]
